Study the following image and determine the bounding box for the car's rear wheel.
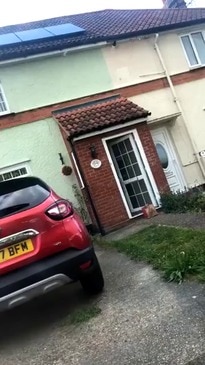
[80,256,104,295]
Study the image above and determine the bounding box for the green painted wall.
[0,118,79,204]
[0,48,112,113]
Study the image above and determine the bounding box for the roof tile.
[55,96,150,137]
[0,8,205,61]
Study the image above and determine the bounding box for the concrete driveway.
[0,247,204,365]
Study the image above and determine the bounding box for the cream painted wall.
[175,78,205,153]
[103,25,205,88]
[130,88,178,120]
[0,119,79,205]
[0,48,112,113]
[103,38,163,88]
[130,88,205,187]
[130,89,194,165]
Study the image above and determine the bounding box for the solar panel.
[0,33,20,46]
[0,23,86,47]
[15,28,52,42]
[45,23,85,37]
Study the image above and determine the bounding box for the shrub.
[160,187,205,213]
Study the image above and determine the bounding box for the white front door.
[151,128,186,192]
[109,134,157,215]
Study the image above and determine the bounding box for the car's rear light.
[79,260,92,270]
[46,200,73,220]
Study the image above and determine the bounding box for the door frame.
[102,129,161,219]
[151,127,187,192]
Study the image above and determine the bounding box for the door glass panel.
[133,163,141,176]
[112,144,120,157]
[139,179,147,192]
[118,141,126,154]
[125,138,132,151]
[125,179,152,210]
[144,192,152,204]
[133,181,140,195]
[127,166,135,179]
[129,151,137,163]
[110,136,153,213]
[116,156,124,169]
[130,196,139,209]
[120,168,129,180]
[138,195,145,207]
[156,143,169,169]
[126,183,134,196]
[123,154,130,166]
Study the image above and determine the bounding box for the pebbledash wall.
[0,118,79,205]
[73,123,169,232]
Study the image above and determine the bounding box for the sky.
[0,0,204,27]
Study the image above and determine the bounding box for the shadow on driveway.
[0,282,95,348]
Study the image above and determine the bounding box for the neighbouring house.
[162,0,187,8]
[0,7,205,232]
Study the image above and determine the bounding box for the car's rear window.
[0,177,50,218]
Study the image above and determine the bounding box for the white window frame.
[0,161,31,182]
[180,30,205,68]
[0,84,9,116]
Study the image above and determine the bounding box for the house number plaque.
[90,159,102,169]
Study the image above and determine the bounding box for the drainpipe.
[154,33,205,179]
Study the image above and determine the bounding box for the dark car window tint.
[0,177,50,218]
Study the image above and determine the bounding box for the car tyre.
[80,256,104,295]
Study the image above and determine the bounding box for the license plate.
[0,239,34,263]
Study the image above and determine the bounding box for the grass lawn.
[98,225,205,283]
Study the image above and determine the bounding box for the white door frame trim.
[102,129,161,219]
[151,127,187,191]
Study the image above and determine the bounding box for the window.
[181,31,205,67]
[0,84,9,115]
[0,177,50,218]
[0,162,30,182]
[156,143,169,169]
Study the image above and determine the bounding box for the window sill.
[189,64,205,71]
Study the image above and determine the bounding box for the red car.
[0,176,104,310]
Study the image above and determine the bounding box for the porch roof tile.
[55,96,150,138]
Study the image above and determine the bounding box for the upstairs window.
[181,31,205,67]
[0,84,9,115]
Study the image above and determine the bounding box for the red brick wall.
[74,135,128,232]
[74,123,169,232]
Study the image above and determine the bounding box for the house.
[0,7,205,233]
